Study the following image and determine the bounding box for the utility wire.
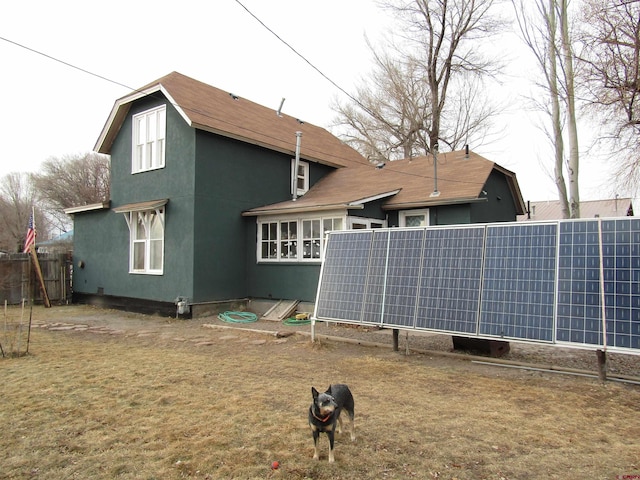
[0,30,483,187]
[233,0,378,120]
[0,35,135,92]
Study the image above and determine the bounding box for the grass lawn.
[1,305,639,479]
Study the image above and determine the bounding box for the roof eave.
[94,85,186,154]
[112,198,169,213]
[382,196,488,211]
[64,201,111,215]
[242,203,361,217]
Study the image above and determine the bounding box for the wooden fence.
[0,253,72,305]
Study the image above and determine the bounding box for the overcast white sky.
[0,0,627,203]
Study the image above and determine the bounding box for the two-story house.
[66,72,525,317]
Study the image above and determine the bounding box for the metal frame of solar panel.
[313,218,640,355]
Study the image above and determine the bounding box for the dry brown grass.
[1,305,639,479]
[1,302,33,358]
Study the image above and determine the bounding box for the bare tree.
[333,52,432,161]
[333,0,504,161]
[0,173,49,253]
[512,0,581,218]
[31,152,110,232]
[579,0,640,192]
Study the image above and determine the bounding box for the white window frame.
[132,105,166,173]
[291,159,309,196]
[399,209,430,227]
[124,208,165,274]
[257,213,344,263]
[347,216,386,229]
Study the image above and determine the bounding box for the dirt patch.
[1,305,639,479]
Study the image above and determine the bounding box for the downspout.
[293,131,302,201]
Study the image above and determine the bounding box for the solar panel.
[314,218,640,354]
[600,218,640,349]
[556,220,603,346]
[480,223,557,342]
[376,229,425,328]
[415,226,484,333]
[314,231,372,322]
[361,230,391,325]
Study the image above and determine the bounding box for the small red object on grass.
[271,461,280,469]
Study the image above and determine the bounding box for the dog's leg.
[312,430,320,460]
[349,410,356,441]
[336,413,343,434]
[327,430,335,463]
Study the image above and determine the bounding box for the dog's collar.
[312,411,332,423]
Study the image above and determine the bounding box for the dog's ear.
[311,387,319,399]
[326,385,332,394]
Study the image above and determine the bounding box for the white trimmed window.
[127,208,165,274]
[258,215,343,262]
[279,221,298,259]
[399,209,430,227]
[132,106,166,173]
[347,217,385,229]
[302,219,321,259]
[291,160,309,196]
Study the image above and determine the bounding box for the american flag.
[23,209,36,253]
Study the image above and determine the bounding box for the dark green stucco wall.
[469,170,519,223]
[349,198,387,220]
[192,134,288,302]
[73,92,337,306]
[73,97,197,304]
[190,120,333,303]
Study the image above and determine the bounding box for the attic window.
[132,105,166,173]
[291,159,309,196]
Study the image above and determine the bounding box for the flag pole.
[28,244,51,309]
[24,208,51,308]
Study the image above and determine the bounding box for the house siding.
[191,130,336,303]
[74,97,197,305]
[348,198,387,220]
[470,170,519,223]
[432,204,472,225]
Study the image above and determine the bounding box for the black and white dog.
[308,384,355,462]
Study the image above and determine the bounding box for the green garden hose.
[217,311,258,323]
[283,316,312,326]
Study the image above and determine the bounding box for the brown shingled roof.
[94,72,525,216]
[95,71,366,168]
[244,150,526,215]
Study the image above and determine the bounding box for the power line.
[233,0,377,120]
[0,31,483,187]
[0,34,367,166]
[0,36,135,92]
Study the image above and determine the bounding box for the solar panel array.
[314,218,640,354]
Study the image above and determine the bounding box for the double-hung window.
[129,208,165,274]
[132,105,166,173]
[291,160,309,196]
[279,221,298,259]
[302,219,321,259]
